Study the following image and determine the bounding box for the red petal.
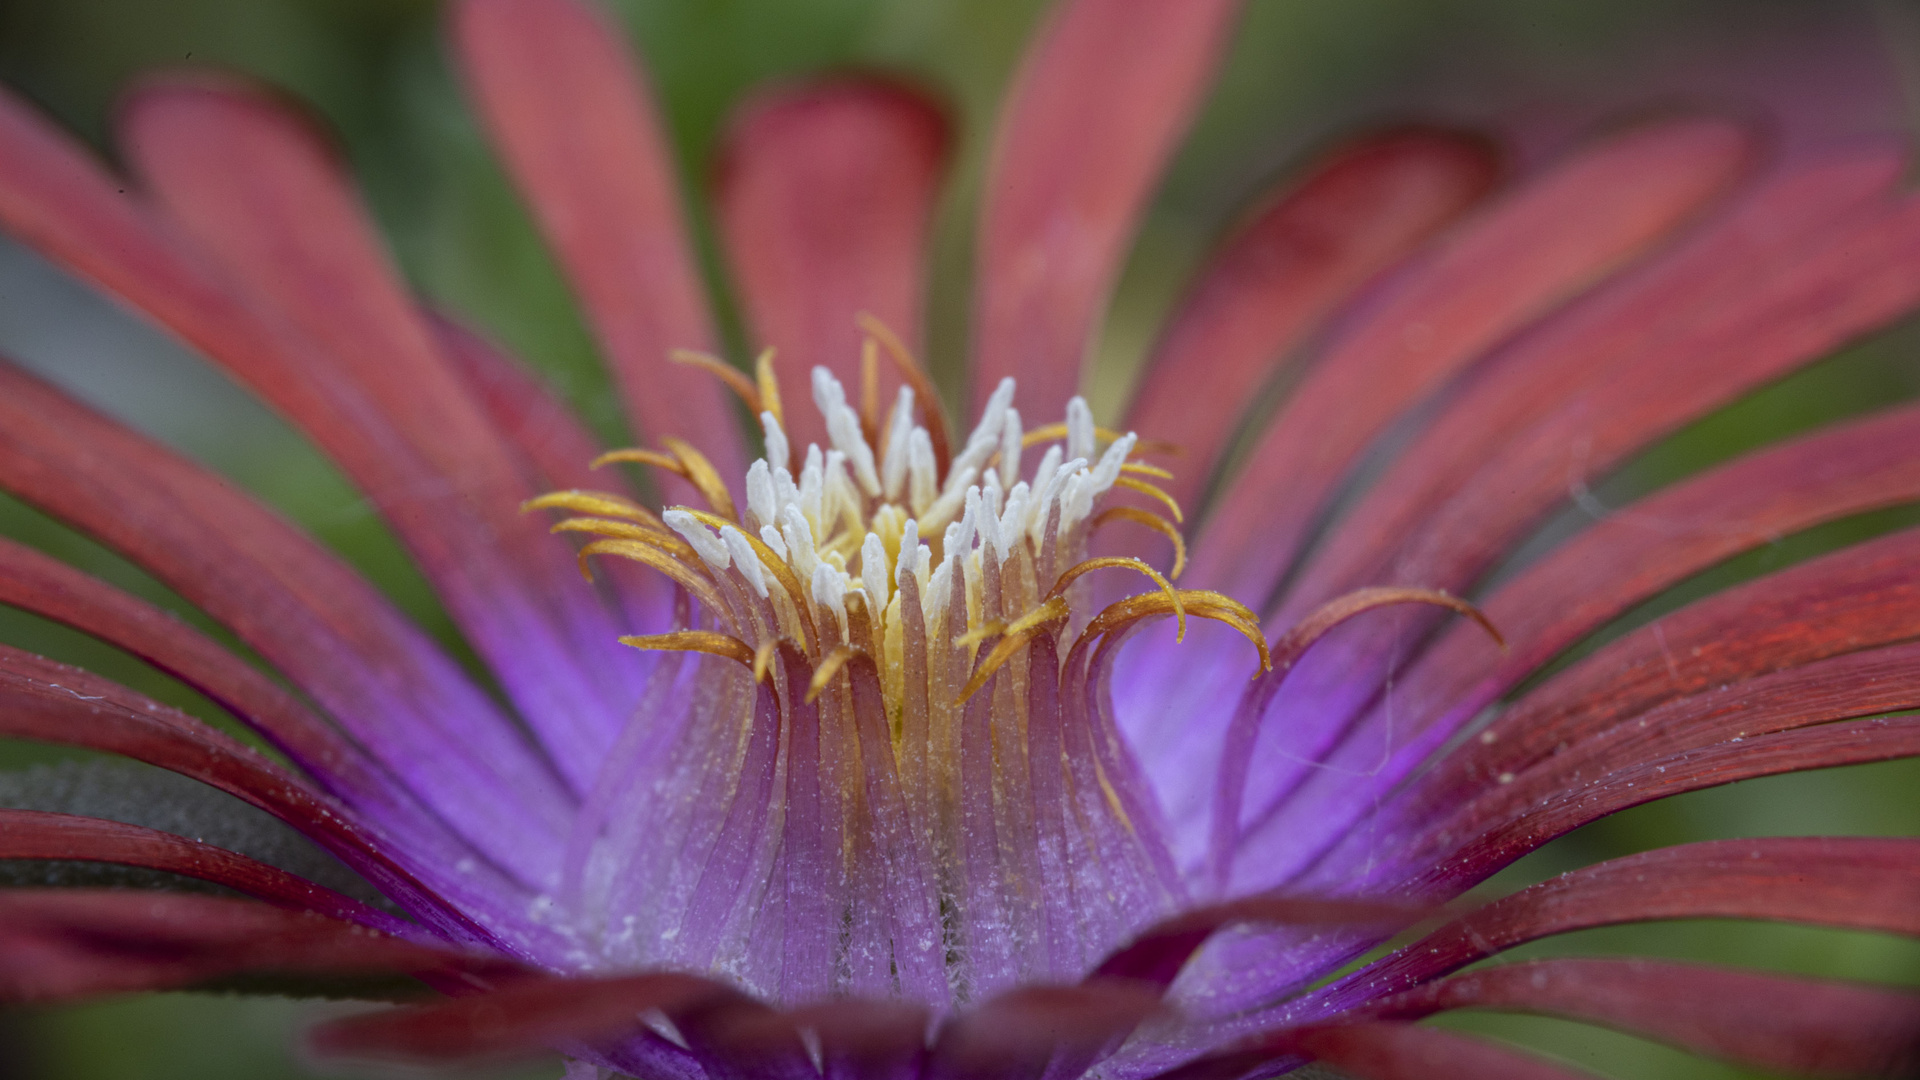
[118,78,645,787]
[0,535,391,809]
[1163,1022,1600,1080]
[1359,958,1920,1078]
[1189,117,1755,604]
[1243,403,1920,884]
[1328,837,1920,1010]
[1122,129,1500,521]
[928,982,1165,1080]
[0,360,572,886]
[0,809,410,935]
[0,889,522,1004]
[970,0,1243,422]
[429,311,609,494]
[715,79,948,452]
[1282,143,1907,617]
[1089,895,1427,990]
[450,0,745,482]
[0,643,518,949]
[307,970,736,1063]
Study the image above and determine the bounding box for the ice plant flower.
[1,0,1919,1077]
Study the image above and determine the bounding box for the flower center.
[527,330,1268,1004]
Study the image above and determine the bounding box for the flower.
[1,0,1919,1077]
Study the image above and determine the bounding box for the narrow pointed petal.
[1281,142,1908,616]
[0,889,525,1004]
[0,809,413,936]
[0,644,552,951]
[429,311,610,495]
[970,0,1244,420]
[1316,838,1920,1016]
[1238,403,1920,886]
[1122,129,1500,520]
[119,79,648,788]
[308,971,735,1066]
[0,361,570,892]
[0,535,396,811]
[1162,1022,1601,1080]
[1357,958,1920,1079]
[450,0,745,481]
[1188,117,1755,604]
[715,80,948,452]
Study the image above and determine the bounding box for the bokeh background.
[0,0,1918,1077]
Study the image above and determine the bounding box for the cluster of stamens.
[529,322,1267,726]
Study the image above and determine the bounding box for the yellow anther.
[676,507,818,647]
[618,631,758,673]
[551,517,689,555]
[953,618,1009,649]
[592,447,688,475]
[1077,590,1270,675]
[1112,476,1184,524]
[1090,506,1187,580]
[860,336,883,446]
[521,490,663,527]
[1046,557,1183,641]
[754,347,783,429]
[658,437,739,522]
[1119,461,1175,480]
[953,596,1071,705]
[752,639,777,684]
[806,645,865,704]
[578,538,731,623]
[669,349,762,415]
[1274,587,1505,673]
[856,312,951,473]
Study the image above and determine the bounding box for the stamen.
[860,337,883,445]
[1119,461,1174,480]
[754,347,783,428]
[1066,396,1095,461]
[659,437,738,521]
[592,447,687,475]
[550,517,681,549]
[619,630,758,671]
[1091,506,1187,579]
[663,510,731,571]
[1046,557,1183,640]
[1112,476,1184,524]
[953,596,1070,704]
[760,412,790,474]
[856,311,951,471]
[520,489,663,526]
[1023,421,1182,459]
[1270,587,1505,673]
[806,645,865,704]
[1077,590,1271,674]
[679,508,818,644]
[578,538,731,618]
[880,387,916,500]
[670,349,762,414]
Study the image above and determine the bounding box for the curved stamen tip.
[954,596,1071,705]
[805,645,864,704]
[619,631,758,672]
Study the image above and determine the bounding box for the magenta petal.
[716,79,948,453]
[970,0,1243,422]
[451,0,746,485]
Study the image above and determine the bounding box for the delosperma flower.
[1,0,1919,1077]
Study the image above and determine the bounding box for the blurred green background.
[0,0,1917,1077]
